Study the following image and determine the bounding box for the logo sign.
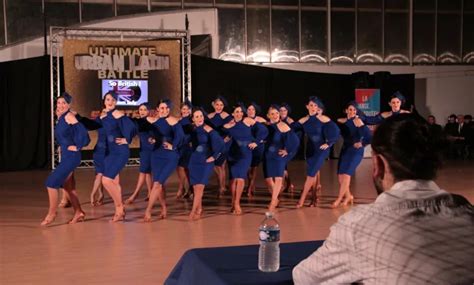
[355,89,380,116]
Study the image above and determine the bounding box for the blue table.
[165,240,324,285]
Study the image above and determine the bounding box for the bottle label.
[259,229,280,242]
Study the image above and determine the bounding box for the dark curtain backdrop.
[191,55,414,120]
[0,55,414,171]
[0,56,51,171]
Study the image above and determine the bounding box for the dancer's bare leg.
[282,170,295,192]
[215,162,227,196]
[41,187,59,226]
[176,166,187,198]
[265,178,274,194]
[269,177,283,212]
[247,167,257,197]
[58,189,71,208]
[189,184,205,220]
[90,173,103,206]
[125,172,146,204]
[232,178,244,215]
[145,173,152,199]
[144,182,167,222]
[63,174,85,223]
[101,175,125,222]
[230,179,236,211]
[297,175,316,208]
[332,174,353,208]
[310,171,321,206]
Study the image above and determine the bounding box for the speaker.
[351,71,370,88]
[373,71,391,89]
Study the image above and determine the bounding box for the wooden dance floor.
[1,159,473,284]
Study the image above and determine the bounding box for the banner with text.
[355,88,380,116]
[63,39,182,151]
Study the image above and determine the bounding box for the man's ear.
[372,153,385,180]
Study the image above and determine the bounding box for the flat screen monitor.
[102,79,148,106]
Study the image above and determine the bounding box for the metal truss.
[50,26,191,169]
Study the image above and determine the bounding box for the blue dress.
[46,111,90,188]
[76,115,106,174]
[178,116,193,168]
[135,118,154,174]
[150,117,185,184]
[337,118,372,175]
[294,116,340,177]
[225,120,266,179]
[250,120,269,167]
[207,112,232,166]
[100,110,137,179]
[263,123,300,178]
[188,126,225,185]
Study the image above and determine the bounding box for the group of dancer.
[41,90,410,225]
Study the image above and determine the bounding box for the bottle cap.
[265,212,273,218]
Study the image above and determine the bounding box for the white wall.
[425,76,474,124]
[0,8,218,62]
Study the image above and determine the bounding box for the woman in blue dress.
[207,96,232,196]
[224,103,267,215]
[246,102,268,197]
[279,103,296,192]
[100,91,137,222]
[89,110,107,206]
[333,101,372,208]
[188,108,225,220]
[125,103,154,204]
[41,92,90,226]
[264,105,300,211]
[295,97,340,208]
[176,100,193,199]
[143,99,184,222]
[75,109,108,206]
[359,91,411,125]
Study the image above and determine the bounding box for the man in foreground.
[293,114,474,284]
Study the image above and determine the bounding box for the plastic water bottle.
[258,211,280,272]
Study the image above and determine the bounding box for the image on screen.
[102,80,149,106]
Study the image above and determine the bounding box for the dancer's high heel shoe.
[189,209,202,220]
[92,194,104,206]
[158,209,167,220]
[331,198,343,209]
[343,195,354,206]
[40,213,57,226]
[68,211,85,224]
[143,212,152,223]
[110,209,126,222]
[268,199,279,212]
[232,205,242,215]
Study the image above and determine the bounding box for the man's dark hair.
[371,114,446,181]
[464,114,472,121]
